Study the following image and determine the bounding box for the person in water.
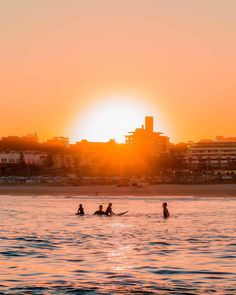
[162,202,170,219]
[76,204,85,215]
[94,205,106,215]
[105,202,114,216]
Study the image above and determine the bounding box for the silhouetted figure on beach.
[163,202,170,219]
[105,203,114,216]
[76,204,85,215]
[94,205,106,215]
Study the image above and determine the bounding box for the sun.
[69,95,153,143]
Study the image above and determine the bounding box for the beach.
[0,183,236,197]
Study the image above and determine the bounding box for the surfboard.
[115,211,128,216]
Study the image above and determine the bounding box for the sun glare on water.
[69,95,154,143]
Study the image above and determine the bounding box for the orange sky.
[0,0,236,143]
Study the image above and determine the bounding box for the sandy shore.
[0,184,236,197]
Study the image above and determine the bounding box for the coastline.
[0,183,236,197]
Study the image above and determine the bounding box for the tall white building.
[186,137,236,169]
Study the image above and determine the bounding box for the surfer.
[105,203,114,216]
[94,205,106,215]
[76,204,85,215]
[162,202,170,219]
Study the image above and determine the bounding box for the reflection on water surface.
[0,195,236,294]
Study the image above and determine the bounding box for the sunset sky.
[0,0,236,143]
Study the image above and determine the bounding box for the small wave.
[2,284,223,295]
[150,268,233,276]
[149,241,171,246]
[218,255,236,259]
[0,250,38,257]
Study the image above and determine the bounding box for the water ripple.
[1,195,236,294]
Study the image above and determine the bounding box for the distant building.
[186,137,236,170]
[71,139,125,174]
[0,151,47,166]
[43,137,69,149]
[23,151,48,165]
[52,153,75,169]
[0,151,20,164]
[41,137,70,156]
[0,134,38,150]
[125,116,169,157]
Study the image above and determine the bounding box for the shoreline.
[0,184,236,197]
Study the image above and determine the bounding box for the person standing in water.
[76,204,85,216]
[94,205,106,215]
[162,202,170,219]
[105,202,114,216]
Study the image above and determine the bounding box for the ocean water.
[0,194,236,295]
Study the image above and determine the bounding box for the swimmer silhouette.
[94,205,106,215]
[105,203,114,216]
[76,204,84,216]
[162,202,170,219]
